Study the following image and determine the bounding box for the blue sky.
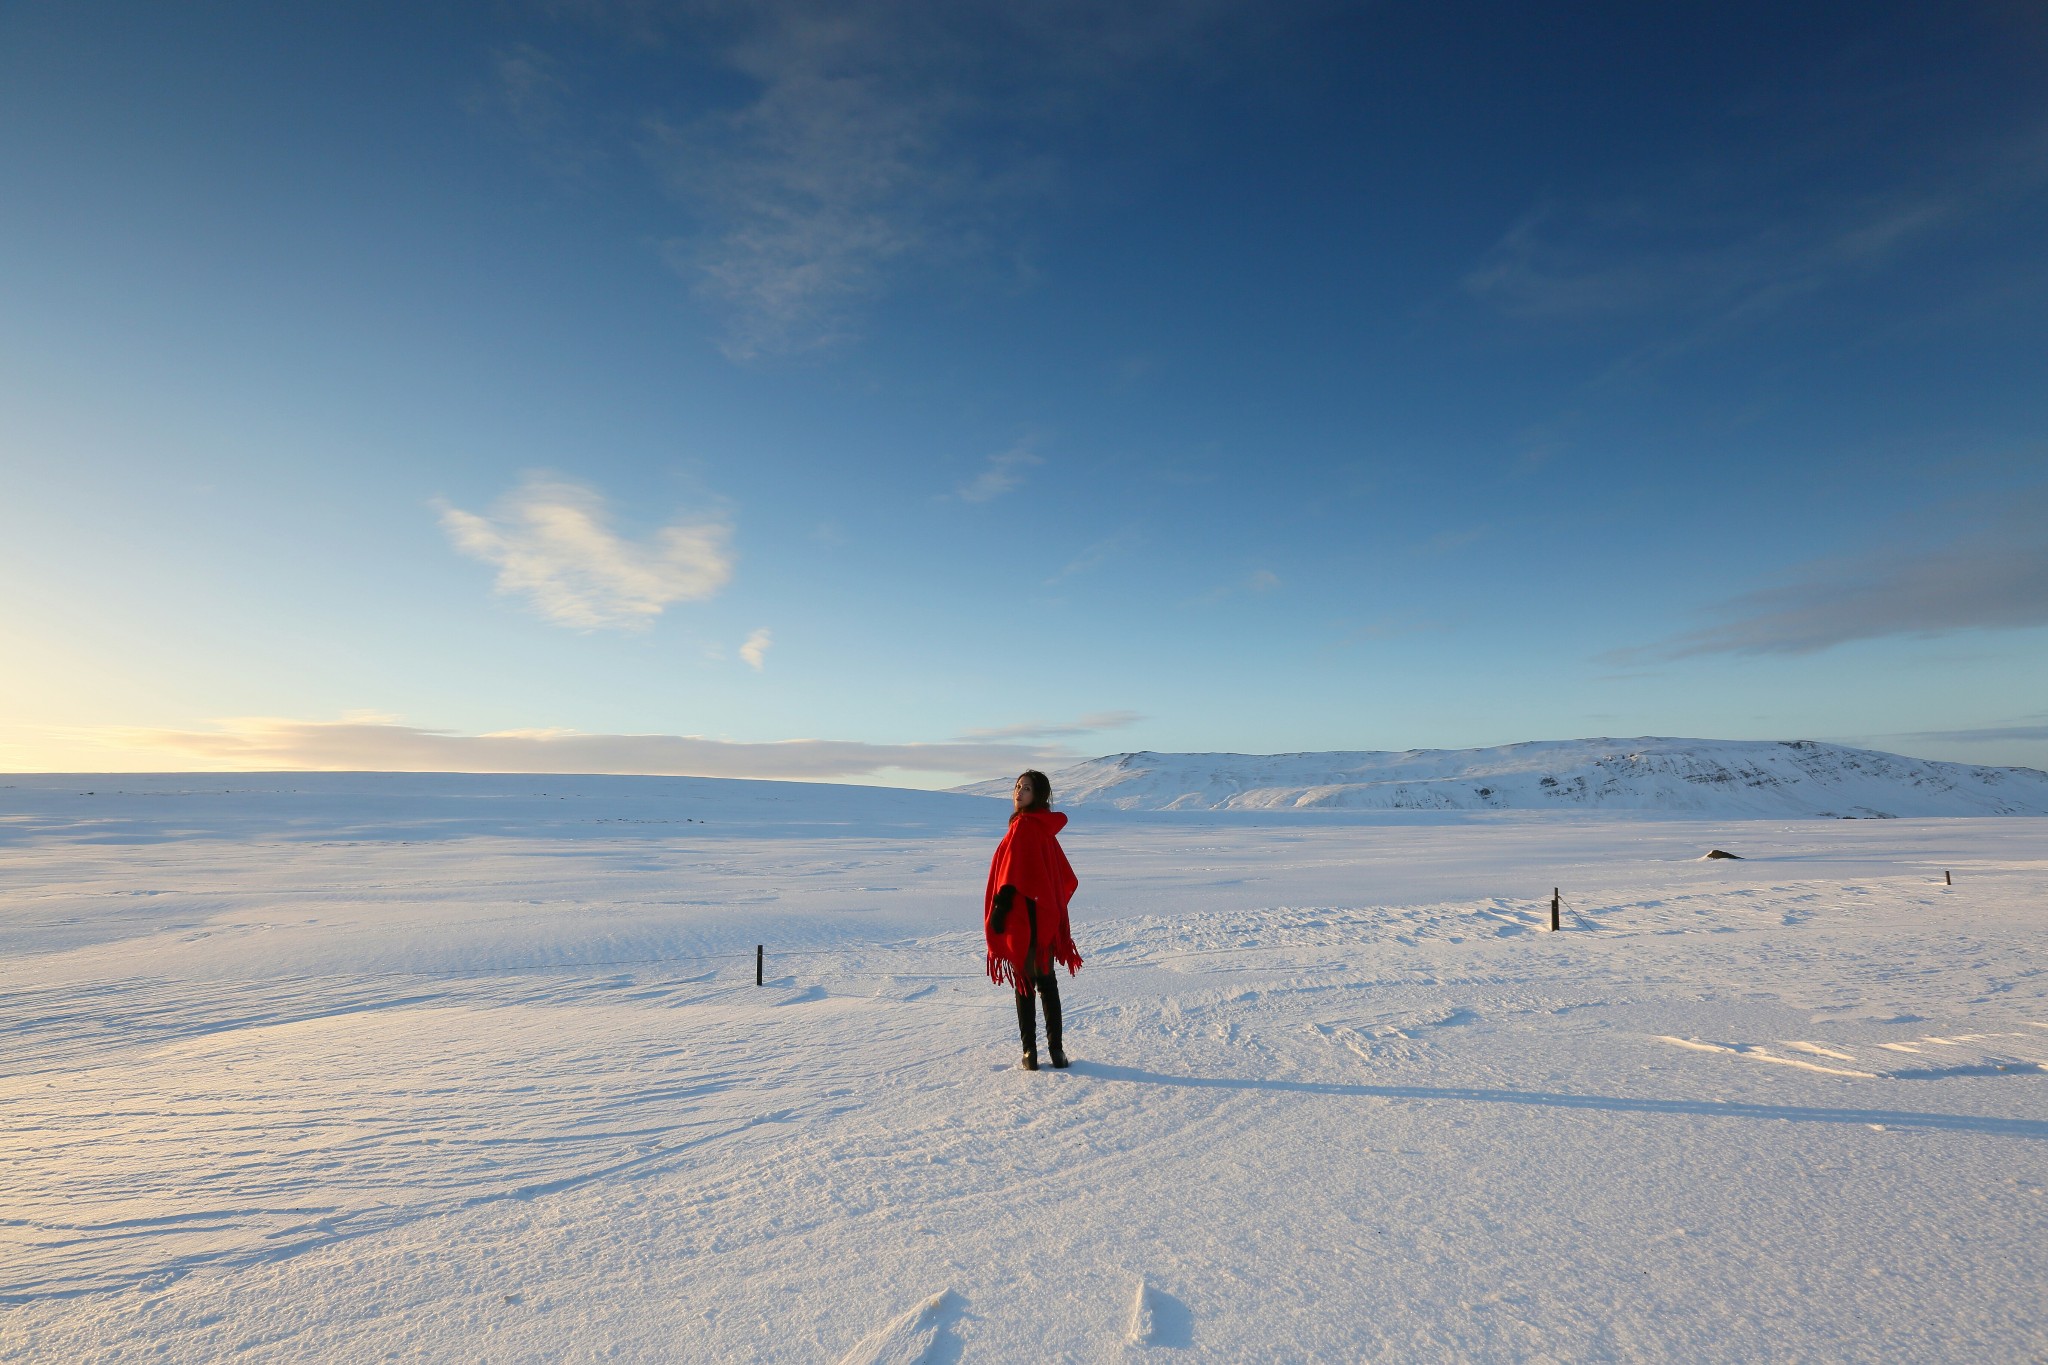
[4,0,2046,784]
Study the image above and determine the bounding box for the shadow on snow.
[1073,1064,2048,1140]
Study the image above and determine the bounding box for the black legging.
[997,886,1064,1056]
[1015,970,1063,1056]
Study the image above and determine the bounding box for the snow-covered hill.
[956,738,2048,817]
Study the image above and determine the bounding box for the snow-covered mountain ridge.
[955,738,2048,817]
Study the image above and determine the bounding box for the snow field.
[0,776,2043,1360]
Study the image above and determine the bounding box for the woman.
[985,769,1083,1070]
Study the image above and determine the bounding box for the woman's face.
[1013,775,1035,813]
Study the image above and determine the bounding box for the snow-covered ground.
[2,773,2044,1361]
[955,738,2048,816]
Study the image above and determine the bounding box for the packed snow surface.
[954,737,2048,816]
[2,772,2044,1361]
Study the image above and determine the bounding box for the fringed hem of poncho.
[987,944,1083,991]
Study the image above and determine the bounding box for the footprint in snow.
[837,1289,965,1365]
[1125,1277,1193,1350]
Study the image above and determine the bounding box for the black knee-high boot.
[1014,989,1039,1070]
[1037,973,1067,1068]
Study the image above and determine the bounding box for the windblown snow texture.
[957,738,2048,816]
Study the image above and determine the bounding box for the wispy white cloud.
[437,475,733,630]
[954,446,1040,503]
[1902,721,2048,744]
[1616,485,2048,660]
[473,44,568,132]
[957,710,1142,742]
[627,0,1254,357]
[464,44,602,182]
[101,716,1065,783]
[1195,568,1280,605]
[1460,111,2048,387]
[1045,526,1143,584]
[739,627,773,670]
[1468,192,1962,332]
[1332,616,1445,647]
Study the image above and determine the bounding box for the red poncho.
[983,809,1083,990]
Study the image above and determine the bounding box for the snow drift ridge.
[954,738,2048,817]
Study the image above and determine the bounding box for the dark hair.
[1010,769,1052,821]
